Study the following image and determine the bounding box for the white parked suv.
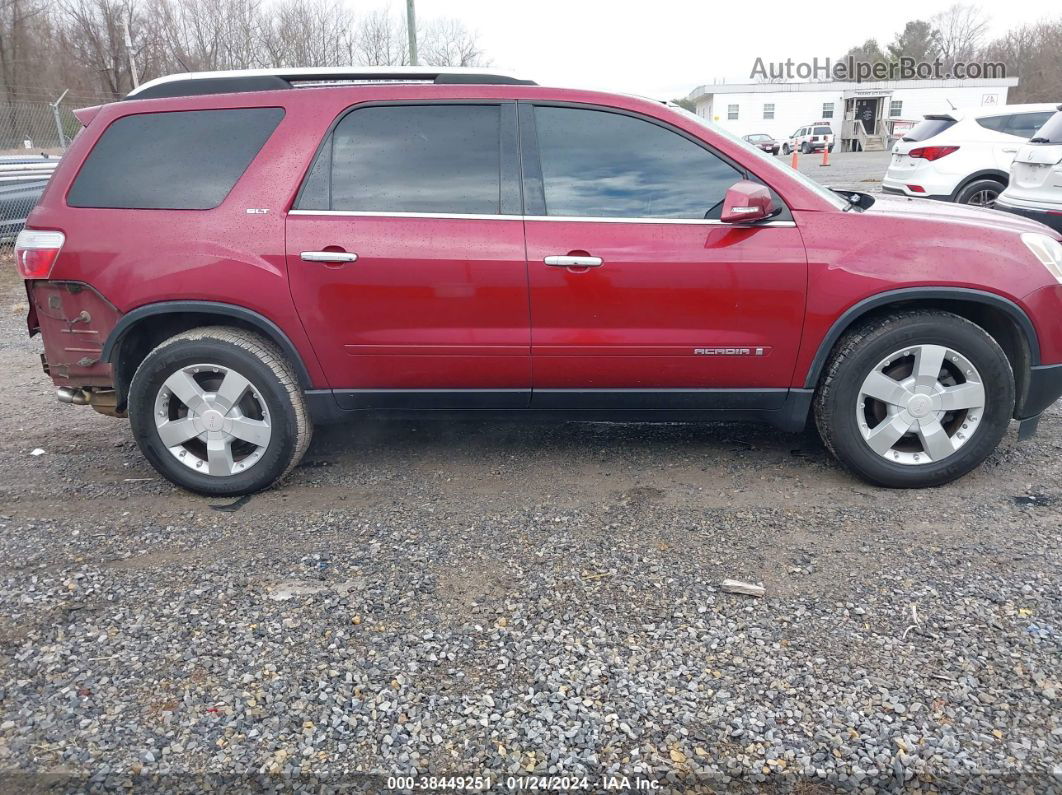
[882,104,1057,206]
[996,107,1062,234]
[781,123,834,155]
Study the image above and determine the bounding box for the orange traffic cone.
[790,146,799,169]
[820,143,831,167]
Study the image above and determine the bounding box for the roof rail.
[127,67,537,100]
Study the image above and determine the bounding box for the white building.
[686,77,1019,151]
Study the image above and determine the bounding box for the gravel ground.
[785,150,892,194]
[0,234,1060,793]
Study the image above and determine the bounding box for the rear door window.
[297,104,512,215]
[1004,112,1055,139]
[68,107,283,209]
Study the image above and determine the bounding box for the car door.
[285,101,531,409]
[520,103,807,410]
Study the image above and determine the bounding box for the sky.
[406,0,1057,100]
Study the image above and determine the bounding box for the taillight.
[15,229,64,279]
[908,146,960,161]
[907,185,926,193]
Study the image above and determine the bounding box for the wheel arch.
[102,302,313,408]
[952,169,1009,199]
[804,288,1039,416]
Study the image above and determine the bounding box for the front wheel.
[814,311,1014,488]
[128,327,312,496]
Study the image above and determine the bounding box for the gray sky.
[412,0,1056,99]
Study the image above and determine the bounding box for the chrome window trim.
[287,209,796,227]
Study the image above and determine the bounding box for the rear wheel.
[782,144,791,155]
[800,142,811,154]
[128,327,311,496]
[814,311,1013,488]
[956,178,1005,207]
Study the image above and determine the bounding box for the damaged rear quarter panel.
[28,281,121,387]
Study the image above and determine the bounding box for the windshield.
[903,117,956,142]
[670,107,849,210]
[1031,111,1062,144]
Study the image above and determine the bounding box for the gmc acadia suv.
[18,67,1062,495]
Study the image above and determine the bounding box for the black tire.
[800,142,811,154]
[814,311,1014,488]
[782,144,790,155]
[828,145,834,153]
[955,178,1005,207]
[128,326,312,496]
[772,147,780,155]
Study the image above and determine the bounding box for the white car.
[996,107,1062,234]
[781,122,834,155]
[882,104,1057,206]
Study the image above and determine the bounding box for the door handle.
[1002,147,1018,153]
[301,251,358,263]
[544,255,603,267]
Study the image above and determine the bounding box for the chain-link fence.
[0,99,82,240]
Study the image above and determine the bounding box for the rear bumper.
[881,184,953,202]
[994,198,1062,234]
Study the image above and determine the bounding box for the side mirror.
[720,180,776,224]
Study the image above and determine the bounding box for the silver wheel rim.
[857,344,986,466]
[154,363,271,477]
[968,188,998,208]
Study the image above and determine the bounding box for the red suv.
[18,68,1062,495]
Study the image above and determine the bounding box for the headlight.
[1022,232,1062,282]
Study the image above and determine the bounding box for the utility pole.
[123,19,139,89]
[405,0,418,66]
[50,89,70,150]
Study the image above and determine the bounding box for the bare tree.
[931,3,990,66]
[262,0,356,67]
[0,0,493,102]
[353,7,406,66]
[982,18,1062,103]
[419,17,489,67]
[0,0,51,99]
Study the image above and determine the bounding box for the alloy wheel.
[856,344,986,465]
[967,188,999,208]
[153,363,271,476]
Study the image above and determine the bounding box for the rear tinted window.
[977,112,1054,138]
[813,126,832,135]
[1032,111,1062,144]
[1005,112,1055,139]
[68,108,283,209]
[903,117,956,142]
[298,104,501,214]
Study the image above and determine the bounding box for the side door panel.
[525,220,807,395]
[284,101,531,409]
[520,103,808,409]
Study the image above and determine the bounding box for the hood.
[864,193,1060,237]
